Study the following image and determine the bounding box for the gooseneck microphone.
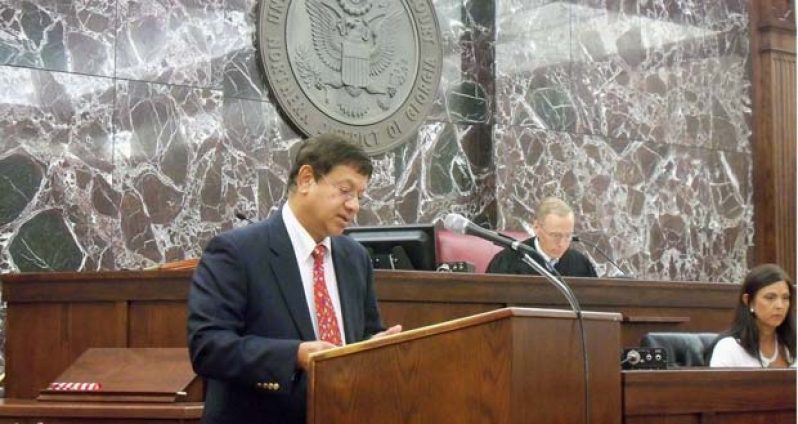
[235,212,255,224]
[444,214,529,253]
[444,213,592,424]
[572,235,633,278]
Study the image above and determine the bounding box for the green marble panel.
[0,154,43,226]
[10,209,83,272]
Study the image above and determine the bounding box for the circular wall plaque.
[258,0,443,155]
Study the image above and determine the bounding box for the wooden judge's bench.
[0,270,794,423]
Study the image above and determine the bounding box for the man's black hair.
[286,134,373,191]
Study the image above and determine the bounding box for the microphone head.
[443,213,469,234]
[234,212,247,221]
[571,235,580,242]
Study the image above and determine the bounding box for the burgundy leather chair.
[436,229,530,273]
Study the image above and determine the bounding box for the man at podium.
[188,134,401,424]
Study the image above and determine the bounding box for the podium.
[308,307,623,424]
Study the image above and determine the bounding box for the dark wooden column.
[750,0,796,278]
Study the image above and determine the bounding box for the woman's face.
[748,280,791,331]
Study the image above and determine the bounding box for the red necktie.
[312,245,342,346]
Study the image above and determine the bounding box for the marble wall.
[0,0,752,283]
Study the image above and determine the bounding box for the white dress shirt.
[534,237,558,271]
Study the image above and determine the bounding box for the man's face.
[301,164,368,242]
[533,213,575,259]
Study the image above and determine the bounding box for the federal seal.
[258,0,443,155]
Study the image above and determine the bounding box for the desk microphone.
[235,212,255,224]
[571,235,633,278]
[622,349,641,365]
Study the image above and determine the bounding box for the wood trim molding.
[750,0,797,278]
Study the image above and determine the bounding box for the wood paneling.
[1,269,740,400]
[0,269,791,422]
[373,271,739,347]
[377,301,502,330]
[6,302,127,399]
[0,399,202,424]
[129,301,189,348]
[624,368,796,424]
[751,0,797,277]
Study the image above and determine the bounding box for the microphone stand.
[572,236,631,278]
[517,252,581,313]
[516,250,591,424]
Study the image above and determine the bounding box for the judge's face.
[533,213,575,259]
[295,164,368,242]
[748,280,791,332]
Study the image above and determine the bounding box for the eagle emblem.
[296,0,408,118]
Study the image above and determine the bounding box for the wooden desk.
[373,271,738,348]
[0,369,792,424]
[0,270,778,423]
[623,368,797,423]
[0,399,202,423]
[1,270,738,400]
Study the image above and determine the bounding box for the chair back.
[640,332,718,367]
[436,229,530,273]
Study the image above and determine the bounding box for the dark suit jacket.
[188,211,385,424]
[486,236,597,277]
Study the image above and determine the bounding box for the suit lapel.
[331,238,358,343]
[266,213,316,341]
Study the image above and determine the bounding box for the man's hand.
[372,324,402,339]
[296,341,337,371]
[296,325,402,370]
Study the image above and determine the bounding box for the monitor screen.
[343,224,437,271]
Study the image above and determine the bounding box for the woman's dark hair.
[707,264,796,365]
[286,134,373,191]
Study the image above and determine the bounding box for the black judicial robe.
[486,236,598,277]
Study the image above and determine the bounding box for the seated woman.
[708,264,795,367]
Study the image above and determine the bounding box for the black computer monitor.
[343,224,437,271]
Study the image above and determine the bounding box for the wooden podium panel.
[309,308,623,424]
